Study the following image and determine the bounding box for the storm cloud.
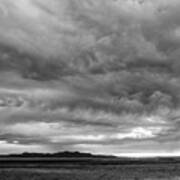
[0,0,180,156]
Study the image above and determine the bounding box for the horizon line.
[0,151,180,158]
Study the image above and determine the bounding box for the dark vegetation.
[0,151,180,167]
[0,151,116,158]
[0,152,180,179]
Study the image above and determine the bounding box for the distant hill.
[1,152,180,168]
[1,152,180,164]
[0,151,116,159]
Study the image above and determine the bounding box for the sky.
[0,0,180,157]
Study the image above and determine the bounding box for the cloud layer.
[0,0,180,156]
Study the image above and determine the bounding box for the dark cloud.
[0,0,180,156]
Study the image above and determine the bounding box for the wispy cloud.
[0,0,180,156]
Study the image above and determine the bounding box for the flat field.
[0,158,180,180]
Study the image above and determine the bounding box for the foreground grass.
[0,164,180,180]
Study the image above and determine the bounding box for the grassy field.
[0,163,180,180]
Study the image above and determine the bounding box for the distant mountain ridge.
[1,152,180,163]
[0,151,116,158]
[1,151,180,168]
